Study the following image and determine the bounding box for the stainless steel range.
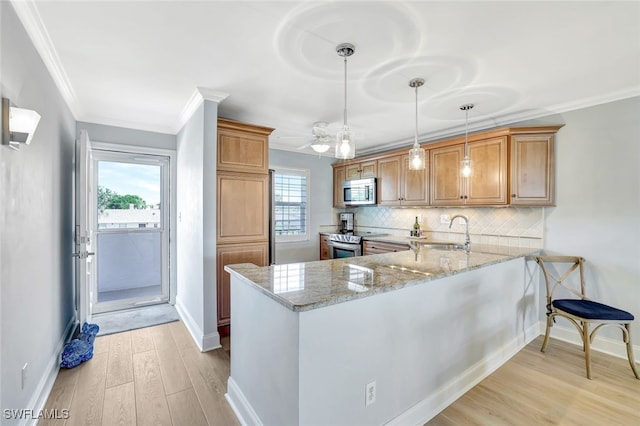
[328,233,362,258]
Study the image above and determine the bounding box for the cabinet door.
[377,156,402,206]
[401,155,429,206]
[216,242,269,328]
[430,145,464,206]
[345,164,362,181]
[363,240,410,255]
[333,166,346,208]
[217,127,269,174]
[359,161,377,179]
[466,136,508,205]
[510,134,554,205]
[217,172,269,244]
[320,234,330,260]
[345,160,377,180]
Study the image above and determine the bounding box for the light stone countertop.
[225,244,539,312]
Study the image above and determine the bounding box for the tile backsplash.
[323,206,544,249]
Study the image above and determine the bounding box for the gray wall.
[76,121,176,150]
[270,149,335,263]
[175,99,219,349]
[1,2,77,419]
[544,96,640,344]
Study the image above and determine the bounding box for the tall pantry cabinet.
[216,118,274,335]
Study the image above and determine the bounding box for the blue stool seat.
[553,299,634,321]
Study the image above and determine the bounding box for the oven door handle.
[329,241,359,250]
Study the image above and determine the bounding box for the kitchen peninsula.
[224,245,540,425]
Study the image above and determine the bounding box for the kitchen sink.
[418,242,468,251]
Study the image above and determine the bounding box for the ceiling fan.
[294,121,333,154]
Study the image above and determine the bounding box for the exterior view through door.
[91,149,170,314]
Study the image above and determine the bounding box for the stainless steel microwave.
[343,177,377,206]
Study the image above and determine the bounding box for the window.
[274,167,309,242]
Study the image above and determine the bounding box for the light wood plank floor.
[428,336,640,425]
[42,323,639,425]
[41,321,237,426]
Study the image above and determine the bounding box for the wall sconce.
[2,98,41,150]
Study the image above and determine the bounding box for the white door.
[74,130,94,326]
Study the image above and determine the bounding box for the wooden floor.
[428,336,640,425]
[42,323,639,425]
[41,321,238,426]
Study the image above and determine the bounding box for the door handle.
[72,251,95,259]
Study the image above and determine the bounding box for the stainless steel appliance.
[343,177,376,206]
[328,234,362,258]
[339,212,354,234]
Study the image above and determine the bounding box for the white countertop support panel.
[226,254,540,425]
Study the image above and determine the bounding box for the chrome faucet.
[449,214,471,252]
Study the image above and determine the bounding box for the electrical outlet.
[365,381,376,407]
[458,217,466,226]
[21,363,28,389]
[417,214,422,224]
[440,214,450,224]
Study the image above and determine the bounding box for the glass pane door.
[92,150,169,313]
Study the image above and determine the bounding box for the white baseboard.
[24,315,76,426]
[538,321,640,362]
[225,377,263,426]
[174,299,221,352]
[387,322,540,426]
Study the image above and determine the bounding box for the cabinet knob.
[511,194,517,198]
[460,196,463,199]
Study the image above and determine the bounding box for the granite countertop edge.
[225,246,541,313]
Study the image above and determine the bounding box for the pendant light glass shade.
[408,78,426,170]
[335,43,356,160]
[460,104,474,177]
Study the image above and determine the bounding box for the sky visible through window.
[98,161,161,206]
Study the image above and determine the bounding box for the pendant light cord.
[414,83,419,146]
[343,56,348,128]
[464,107,469,156]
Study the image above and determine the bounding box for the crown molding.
[176,87,229,133]
[10,0,80,119]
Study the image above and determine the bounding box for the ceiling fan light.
[311,143,331,153]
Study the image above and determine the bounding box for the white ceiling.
[13,1,640,155]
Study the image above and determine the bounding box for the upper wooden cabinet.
[378,155,429,206]
[333,166,346,208]
[217,172,270,244]
[332,125,561,208]
[466,136,508,205]
[510,134,555,205]
[345,160,377,181]
[377,156,402,205]
[217,118,274,174]
[430,145,464,206]
[430,137,507,206]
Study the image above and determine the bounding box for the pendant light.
[460,104,474,177]
[335,43,356,159]
[408,78,426,170]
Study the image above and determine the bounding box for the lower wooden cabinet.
[363,240,410,255]
[320,234,330,260]
[216,242,269,331]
